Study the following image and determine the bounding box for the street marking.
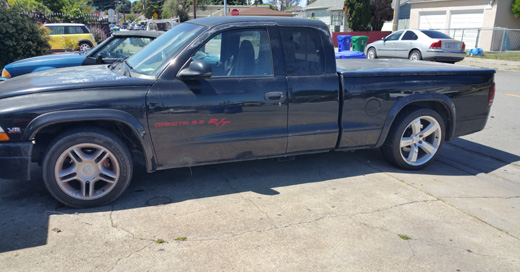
[506,94,520,98]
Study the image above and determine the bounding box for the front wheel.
[367,47,377,59]
[381,108,445,170]
[42,128,133,208]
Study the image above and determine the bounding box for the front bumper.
[0,142,32,181]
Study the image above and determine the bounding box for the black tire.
[409,50,422,61]
[79,42,92,52]
[42,128,133,208]
[367,47,377,59]
[381,108,445,170]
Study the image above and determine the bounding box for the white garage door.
[448,9,484,49]
[419,11,446,30]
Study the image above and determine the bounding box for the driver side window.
[192,28,273,77]
[386,31,404,41]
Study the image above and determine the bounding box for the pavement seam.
[363,160,520,242]
[445,142,520,169]
[108,243,153,272]
[441,196,520,199]
[215,166,277,227]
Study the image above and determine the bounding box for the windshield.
[420,30,452,39]
[127,23,207,76]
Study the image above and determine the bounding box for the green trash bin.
[352,36,369,52]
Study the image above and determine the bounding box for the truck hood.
[0,64,154,99]
[4,53,86,77]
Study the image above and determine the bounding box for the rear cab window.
[279,27,325,76]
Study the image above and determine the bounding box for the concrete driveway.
[1,69,519,271]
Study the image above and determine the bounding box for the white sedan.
[365,29,466,63]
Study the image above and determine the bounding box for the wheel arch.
[409,48,422,58]
[375,93,456,148]
[24,109,157,172]
[78,39,94,47]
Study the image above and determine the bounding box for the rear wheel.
[381,108,445,170]
[409,50,422,61]
[79,42,92,52]
[367,47,377,59]
[42,128,133,208]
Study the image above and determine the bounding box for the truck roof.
[187,16,327,29]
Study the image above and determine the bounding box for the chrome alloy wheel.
[54,143,120,200]
[79,43,91,52]
[399,116,442,166]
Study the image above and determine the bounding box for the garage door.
[448,9,484,49]
[419,11,446,30]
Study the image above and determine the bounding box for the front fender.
[24,109,156,172]
[375,93,456,148]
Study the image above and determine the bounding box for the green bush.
[0,6,51,70]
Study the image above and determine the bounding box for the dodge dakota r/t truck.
[0,17,495,208]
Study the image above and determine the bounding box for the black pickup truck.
[0,17,495,208]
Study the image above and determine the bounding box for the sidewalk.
[457,57,520,71]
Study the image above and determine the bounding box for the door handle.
[264,91,285,102]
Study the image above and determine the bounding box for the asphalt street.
[1,64,519,271]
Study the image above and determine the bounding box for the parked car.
[0,17,495,208]
[1,31,163,79]
[365,29,466,63]
[142,19,176,31]
[44,23,98,52]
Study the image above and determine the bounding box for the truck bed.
[336,59,495,150]
[336,59,495,77]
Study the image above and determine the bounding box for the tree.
[131,0,144,13]
[7,0,51,13]
[370,0,393,31]
[0,4,51,70]
[40,0,68,13]
[162,0,189,21]
[145,0,165,19]
[513,0,520,17]
[268,0,298,11]
[61,0,93,17]
[344,0,370,31]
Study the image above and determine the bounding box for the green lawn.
[467,51,520,61]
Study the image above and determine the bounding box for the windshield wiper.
[109,56,129,70]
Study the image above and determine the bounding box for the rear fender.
[375,93,456,147]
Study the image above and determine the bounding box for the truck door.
[146,27,288,168]
[279,27,340,153]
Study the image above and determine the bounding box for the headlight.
[1,68,11,78]
[0,126,9,141]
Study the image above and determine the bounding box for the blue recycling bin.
[335,51,366,59]
[337,35,352,52]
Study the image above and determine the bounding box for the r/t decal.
[155,118,230,128]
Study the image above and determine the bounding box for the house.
[409,0,520,50]
[238,7,294,17]
[303,0,347,32]
[286,6,305,18]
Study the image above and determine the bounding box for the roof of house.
[238,7,294,17]
[303,0,344,11]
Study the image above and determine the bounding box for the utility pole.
[224,0,227,16]
[392,0,400,32]
[193,0,196,19]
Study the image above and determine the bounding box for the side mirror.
[177,59,212,79]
